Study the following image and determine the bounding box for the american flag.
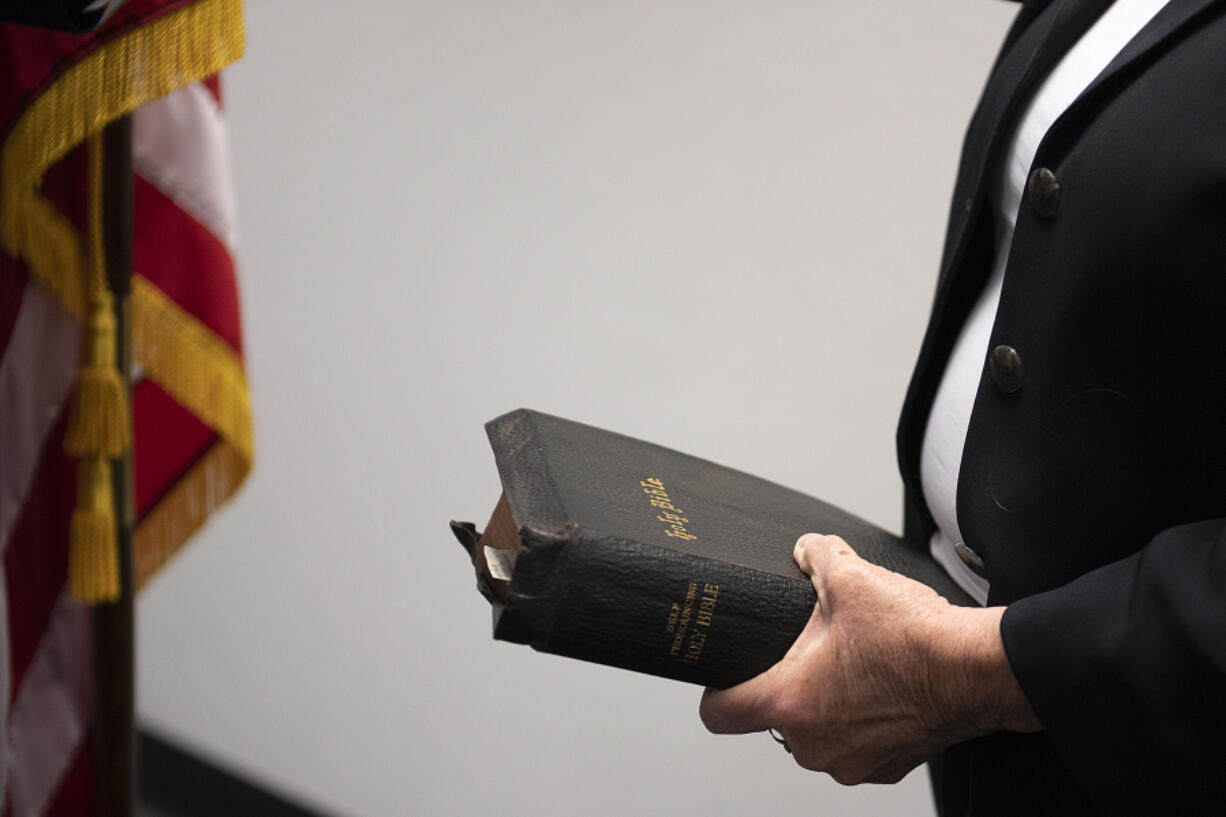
[0,1,250,813]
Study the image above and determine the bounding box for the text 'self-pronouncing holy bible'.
[451,409,974,689]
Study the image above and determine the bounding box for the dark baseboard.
[139,728,342,817]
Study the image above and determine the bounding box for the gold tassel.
[69,455,121,603]
[65,291,130,458]
[65,134,128,604]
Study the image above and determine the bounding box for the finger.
[700,599,827,735]
[699,670,777,734]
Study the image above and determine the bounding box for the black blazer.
[895,0,1226,814]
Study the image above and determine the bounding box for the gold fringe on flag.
[0,0,245,321]
[130,275,254,589]
[134,439,249,591]
[132,276,254,462]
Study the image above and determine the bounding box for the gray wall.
[136,2,1017,815]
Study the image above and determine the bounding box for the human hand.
[699,533,1039,784]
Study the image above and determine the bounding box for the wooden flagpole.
[94,113,136,817]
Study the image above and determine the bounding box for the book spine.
[496,527,816,688]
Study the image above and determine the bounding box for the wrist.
[924,604,1041,739]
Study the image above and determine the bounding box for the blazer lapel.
[1073,0,1222,106]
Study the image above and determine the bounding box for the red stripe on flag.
[3,407,75,703]
[133,379,217,518]
[133,173,243,355]
[44,735,94,817]
[201,73,222,107]
[38,141,89,234]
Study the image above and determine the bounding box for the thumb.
[794,532,859,593]
[699,597,826,734]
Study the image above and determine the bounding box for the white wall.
[136,2,1017,815]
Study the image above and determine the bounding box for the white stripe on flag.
[133,82,240,252]
[0,283,80,553]
[6,593,91,817]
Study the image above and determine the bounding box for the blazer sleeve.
[1000,517,1226,815]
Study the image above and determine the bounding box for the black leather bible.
[452,409,975,688]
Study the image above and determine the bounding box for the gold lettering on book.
[666,582,719,663]
[695,583,718,628]
[665,602,681,634]
[668,582,697,657]
[645,479,714,664]
[685,584,719,662]
[640,477,697,541]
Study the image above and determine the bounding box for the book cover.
[453,408,974,688]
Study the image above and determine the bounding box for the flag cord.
[63,132,129,604]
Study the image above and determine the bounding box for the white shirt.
[919,0,1172,605]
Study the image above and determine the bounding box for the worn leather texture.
[478,409,973,688]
